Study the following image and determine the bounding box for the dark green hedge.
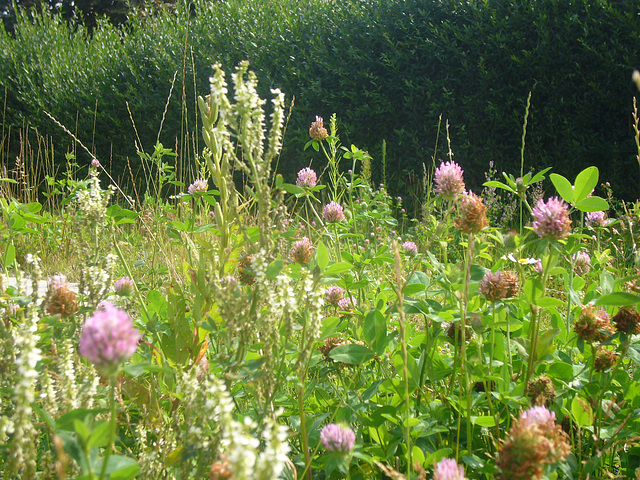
[1,0,639,203]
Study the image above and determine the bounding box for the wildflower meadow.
[4,57,640,480]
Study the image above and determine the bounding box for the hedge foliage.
[1,0,639,202]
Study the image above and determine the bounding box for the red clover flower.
[296,167,317,188]
[532,197,571,240]
[433,458,468,480]
[323,201,345,223]
[289,237,314,265]
[79,302,141,377]
[309,116,328,141]
[434,161,465,200]
[188,178,208,195]
[114,276,135,297]
[320,423,355,454]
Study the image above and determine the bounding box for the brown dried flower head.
[45,286,79,317]
[454,192,489,234]
[594,348,618,372]
[612,307,640,335]
[209,455,233,480]
[526,374,556,407]
[574,306,614,343]
[237,255,255,285]
[503,271,520,298]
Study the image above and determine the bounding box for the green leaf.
[471,415,496,427]
[524,277,544,305]
[550,173,574,204]
[329,344,374,365]
[574,196,609,212]
[316,241,329,272]
[93,455,140,480]
[573,166,599,203]
[324,262,353,275]
[571,396,593,427]
[483,180,515,193]
[363,309,387,355]
[3,242,15,268]
[529,167,552,184]
[595,292,640,306]
[535,297,565,308]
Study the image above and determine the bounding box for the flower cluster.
[289,237,314,265]
[44,275,78,317]
[323,201,346,223]
[79,302,141,376]
[188,178,208,195]
[402,241,418,256]
[526,374,556,407]
[585,210,607,228]
[433,458,468,480]
[455,192,489,234]
[496,406,571,480]
[434,161,465,200]
[114,276,135,297]
[532,197,571,240]
[309,116,328,141]
[296,167,317,188]
[325,286,345,306]
[320,423,355,454]
[573,251,591,276]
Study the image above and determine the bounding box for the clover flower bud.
[91,158,100,168]
[532,197,571,240]
[573,251,591,276]
[320,423,355,454]
[79,302,141,376]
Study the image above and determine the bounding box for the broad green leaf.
[524,277,544,305]
[3,242,15,268]
[574,196,609,212]
[363,309,387,355]
[595,292,640,306]
[471,415,496,427]
[573,166,599,203]
[324,262,353,275]
[483,180,514,193]
[571,396,593,427]
[550,173,574,204]
[329,344,374,365]
[535,297,565,308]
[529,167,552,184]
[316,241,329,272]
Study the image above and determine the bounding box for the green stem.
[298,384,312,480]
[99,377,118,480]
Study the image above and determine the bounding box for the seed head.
[320,423,355,454]
[296,167,318,188]
[79,302,141,376]
[45,285,78,317]
[526,374,555,407]
[594,348,618,372]
[574,306,614,343]
[455,192,489,234]
[478,270,508,302]
[612,307,640,335]
[532,197,571,240]
[434,161,465,200]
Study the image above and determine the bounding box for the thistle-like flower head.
[433,458,468,480]
[532,197,571,240]
[296,167,317,188]
[323,201,346,223]
[434,161,465,200]
[188,178,208,195]
[320,423,355,454]
[79,302,141,376]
